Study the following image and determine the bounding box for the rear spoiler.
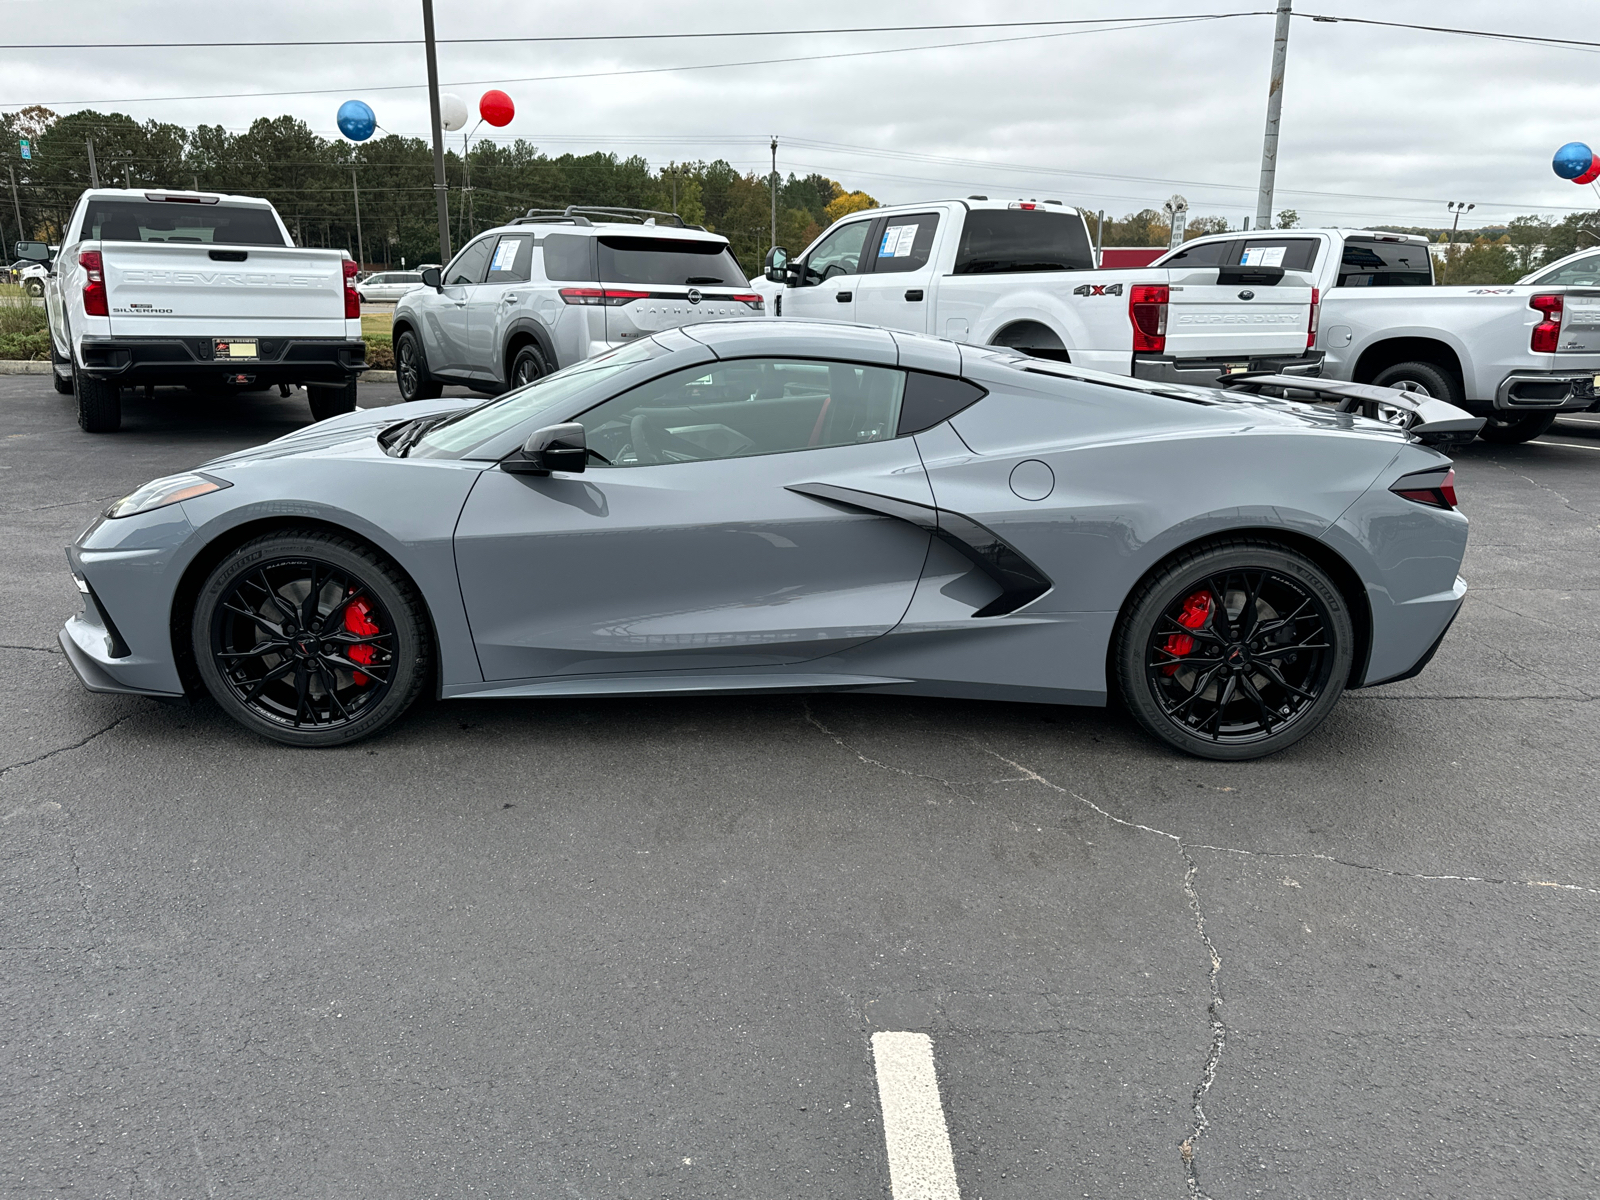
[1221,373,1485,450]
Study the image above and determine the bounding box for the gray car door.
[453,355,933,681]
[426,236,494,371]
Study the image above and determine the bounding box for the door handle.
[905,289,924,302]
[836,291,852,302]
[502,293,519,304]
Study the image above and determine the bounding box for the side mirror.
[420,266,442,291]
[14,241,49,264]
[764,246,788,283]
[502,422,588,475]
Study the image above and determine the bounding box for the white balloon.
[439,93,468,132]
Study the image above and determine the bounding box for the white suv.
[392,206,764,399]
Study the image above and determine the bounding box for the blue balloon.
[337,100,376,142]
[1553,141,1593,180]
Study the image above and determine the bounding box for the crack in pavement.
[0,713,139,783]
[1480,453,1600,521]
[0,642,62,654]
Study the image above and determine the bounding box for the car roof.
[471,219,732,245]
[80,188,277,209]
[834,197,1087,220]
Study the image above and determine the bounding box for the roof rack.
[511,205,704,230]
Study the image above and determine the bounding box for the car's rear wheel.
[395,329,443,402]
[1477,411,1556,444]
[1115,540,1354,760]
[1371,360,1461,406]
[307,378,359,421]
[73,365,121,432]
[193,530,431,747]
[509,342,551,389]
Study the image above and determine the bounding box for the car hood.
[199,397,477,468]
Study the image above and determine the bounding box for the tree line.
[1,106,1591,285]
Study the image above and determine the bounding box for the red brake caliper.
[344,597,379,685]
[1161,589,1214,675]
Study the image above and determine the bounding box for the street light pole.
[421,0,452,266]
[770,136,778,252]
[1254,0,1293,232]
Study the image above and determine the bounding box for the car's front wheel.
[395,329,443,402]
[1114,540,1354,760]
[1477,411,1556,444]
[192,530,431,747]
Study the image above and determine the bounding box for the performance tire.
[1115,539,1354,761]
[396,329,443,402]
[192,530,431,748]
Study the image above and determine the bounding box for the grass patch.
[0,287,49,358]
[361,311,392,342]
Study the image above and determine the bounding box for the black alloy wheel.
[1478,411,1557,444]
[193,531,430,747]
[1116,541,1354,760]
[510,342,550,388]
[395,330,443,402]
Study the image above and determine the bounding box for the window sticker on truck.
[1241,246,1287,268]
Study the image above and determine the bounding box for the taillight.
[342,257,360,319]
[559,287,650,307]
[80,249,108,317]
[1308,286,1320,350]
[1391,466,1457,510]
[1530,293,1562,353]
[731,292,765,311]
[1129,284,1168,353]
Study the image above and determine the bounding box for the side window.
[1530,254,1600,286]
[444,237,494,286]
[1335,240,1431,287]
[485,234,534,283]
[1162,239,1235,268]
[577,358,906,466]
[1231,238,1319,273]
[802,222,871,284]
[540,233,594,282]
[871,213,939,274]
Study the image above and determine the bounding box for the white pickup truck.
[44,188,368,432]
[1151,227,1600,443]
[759,197,1320,382]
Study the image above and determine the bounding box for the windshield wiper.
[389,415,447,457]
[685,275,724,284]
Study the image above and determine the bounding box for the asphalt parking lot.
[3,376,1598,1199]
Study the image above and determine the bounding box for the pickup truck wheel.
[72,366,121,433]
[509,342,550,388]
[307,379,359,421]
[395,330,443,402]
[1478,411,1556,444]
[50,341,74,394]
[1370,361,1461,406]
[1114,540,1353,761]
[23,279,43,298]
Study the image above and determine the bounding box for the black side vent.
[208,249,248,262]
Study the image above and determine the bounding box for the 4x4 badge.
[1072,283,1124,297]
[686,288,702,305]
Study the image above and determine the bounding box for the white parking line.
[1529,440,1600,452]
[871,1032,961,1200]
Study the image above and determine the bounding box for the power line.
[1298,12,1600,53]
[0,14,1271,50]
[0,15,1238,108]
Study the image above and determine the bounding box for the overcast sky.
[4,0,1597,230]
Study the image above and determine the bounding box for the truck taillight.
[342,257,361,319]
[1530,293,1563,353]
[79,249,108,317]
[1129,284,1168,353]
[1308,286,1320,350]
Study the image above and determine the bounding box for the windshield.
[409,339,671,458]
[597,236,746,286]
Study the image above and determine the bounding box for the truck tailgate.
[102,242,347,337]
[1165,268,1314,359]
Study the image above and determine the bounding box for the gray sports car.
[60,320,1481,760]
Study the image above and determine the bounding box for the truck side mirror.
[764,247,788,284]
[420,266,442,291]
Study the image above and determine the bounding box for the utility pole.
[123,164,131,189]
[86,139,99,188]
[1447,201,1474,243]
[9,165,24,245]
[1254,0,1293,232]
[770,137,778,252]
[669,162,677,215]
[421,0,452,266]
[352,166,366,270]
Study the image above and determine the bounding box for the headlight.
[106,472,230,519]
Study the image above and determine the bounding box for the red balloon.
[479,90,514,127]
[1576,162,1600,185]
